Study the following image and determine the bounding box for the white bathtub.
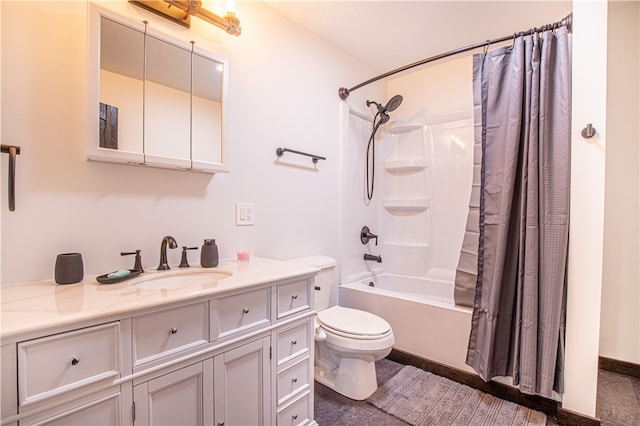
[338,273,475,374]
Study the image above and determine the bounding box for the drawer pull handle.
[70,357,80,366]
[170,327,178,334]
[291,294,298,300]
[242,307,250,314]
[292,377,298,383]
[291,340,297,345]
[292,414,298,420]
[217,422,225,426]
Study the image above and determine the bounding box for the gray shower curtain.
[465,27,571,398]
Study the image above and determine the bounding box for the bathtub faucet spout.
[364,253,382,263]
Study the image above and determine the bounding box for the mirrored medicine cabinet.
[86,4,229,173]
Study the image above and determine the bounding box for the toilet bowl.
[288,256,395,400]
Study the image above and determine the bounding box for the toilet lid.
[317,306,391,338]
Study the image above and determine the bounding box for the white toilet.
[290,256,394,400]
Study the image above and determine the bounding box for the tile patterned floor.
[596,369,640,426]
[314,358,640,425]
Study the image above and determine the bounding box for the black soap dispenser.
[201,239,219,268]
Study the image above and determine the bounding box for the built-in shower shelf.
[385,158,428,173]
[383,242,430,249]
[387,124,424,134]
[384,198,430,212]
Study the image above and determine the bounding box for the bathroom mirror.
[86,4,229,173]
[143,32,192,168]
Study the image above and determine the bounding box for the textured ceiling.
[264,1,572,75]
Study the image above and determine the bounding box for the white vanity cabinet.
[1,269,317,426]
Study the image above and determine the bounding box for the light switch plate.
[236,203,255,226]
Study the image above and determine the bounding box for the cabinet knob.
[292,414,298,420]
[291,294,298,300]
[217,422,225,426]
[170,327,178,334]
[242,307,250,314]
[70,356,80,366]
[291,377,298,383]
[291,340,297,345]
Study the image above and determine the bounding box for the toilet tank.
[287,255,336,312]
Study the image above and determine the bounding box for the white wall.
[0,1,372,284]
[564,0,608,417]
[600,1,640,365]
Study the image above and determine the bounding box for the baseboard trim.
[555,408,601,426]
[599,356,640,379]
[387,348,601,426]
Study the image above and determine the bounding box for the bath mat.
[367,365,547,426]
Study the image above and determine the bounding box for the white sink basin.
[130,270,233,290]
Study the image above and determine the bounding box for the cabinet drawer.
[276,322,310,366]
[20,390,122,425]
[277,280,310,319]
[133,302,208,366]
[212,288,270,339]
[277,357,310,405]
[277,391,311,426]
[18,322,120,406]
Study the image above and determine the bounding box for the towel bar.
[276,147,326,164]
[1,144,21,211]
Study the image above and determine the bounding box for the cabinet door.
[134,361,213,426]
[214,337,270,426]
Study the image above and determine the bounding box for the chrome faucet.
[364,253,382,263]
[158,235,178,270]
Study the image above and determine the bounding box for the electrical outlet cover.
[236,203,255,226]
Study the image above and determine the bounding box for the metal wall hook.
[581,123,596,139]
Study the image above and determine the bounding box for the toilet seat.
[316,306,392,340]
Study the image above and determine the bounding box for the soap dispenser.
[201,239,219,268]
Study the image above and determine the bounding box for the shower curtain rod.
[338,13,572,100]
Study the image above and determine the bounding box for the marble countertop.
[1,257,318,342]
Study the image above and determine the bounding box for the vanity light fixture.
[129,0,241,35]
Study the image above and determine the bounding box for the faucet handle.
[121,250,144,272]
[179,246,198,268]
[360,226,378,246]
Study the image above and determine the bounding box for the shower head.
[385,95,403,112]
[366,94,403,122]
[364,95,403,202]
